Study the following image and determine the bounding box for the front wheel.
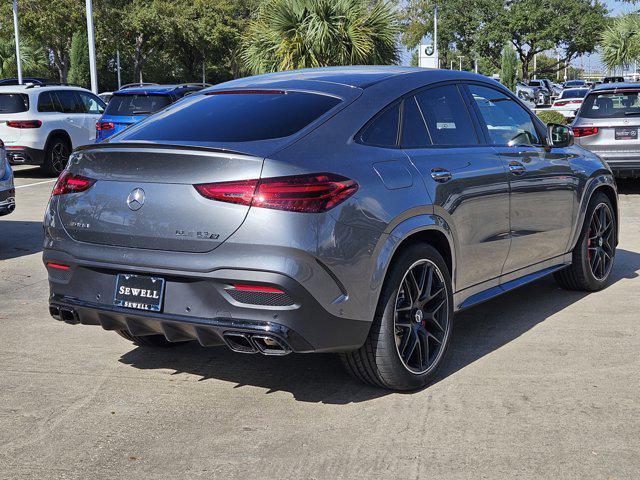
[554,192,616,291]
[341,244,454,391]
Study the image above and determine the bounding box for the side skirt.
[454,255,571,312]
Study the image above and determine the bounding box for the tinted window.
[38,92,60,112]
[55,91,84,113]
[0,93,28,113]
[560,89,588,99]
[400,97,430,148]
[121,91,341,143]
[361,103,400,147]
[415,85,478,146]
[77,91,105,114]
[105,94,173,116]
[469,85,541,146]
[580,90,640,118]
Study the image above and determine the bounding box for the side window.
[77,91,105,114]
[468,84,541,147]
[38,92,60,112]
[55,91,84,114]
[400,96,431,148]
[360,103,400,148]
[415,85,478,146]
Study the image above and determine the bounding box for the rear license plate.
[615,127,638,140]
[114,274,165,312]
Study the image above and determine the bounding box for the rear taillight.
[572,127,599,138]
[96,121,115,131]
[52,170,96,196]
[570,100,583,104]
[554,101,568,107]
[6,120,42,128]
[194,173,358,213]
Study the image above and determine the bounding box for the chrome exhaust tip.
[222,332,258,354]
[251,334,291,356]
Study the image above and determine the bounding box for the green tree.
[500,45,517,91]
[402,0,607,80]
[243,0,401,74]
[68,31,90,87]
[0,37,50,79]
[601,14,640,71]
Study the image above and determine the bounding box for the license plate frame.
[114,274,165,312]
[615,127,638,140]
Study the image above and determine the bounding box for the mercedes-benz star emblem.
[127,188,145,211]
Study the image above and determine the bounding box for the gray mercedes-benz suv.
[44,67,618,391]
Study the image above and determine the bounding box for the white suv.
[0,85,106,176]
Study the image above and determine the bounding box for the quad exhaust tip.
[49,305,79,324]
[223,332,291,356]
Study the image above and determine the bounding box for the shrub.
[536,110,568,125]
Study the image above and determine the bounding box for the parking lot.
[0,165,639,479]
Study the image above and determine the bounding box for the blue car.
[95,83,209,141]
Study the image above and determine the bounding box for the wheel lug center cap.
[414,309,424,324]
[598,237,603,247]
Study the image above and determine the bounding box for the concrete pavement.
[0,166,638,479]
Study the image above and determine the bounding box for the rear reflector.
[6,120,42,128]
[96,121,115,131]
[232,284,285,294]
[194,173,358,213]
[573,126,599,138]
[52,170,96,196]
[46,262,70,271]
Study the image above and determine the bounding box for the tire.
[341,244,454,391]
[116,330,187,348]
[41,137,71,176]
[554,192,616,291]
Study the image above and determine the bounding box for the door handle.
[430,168,452,183]
[508,161,526,175]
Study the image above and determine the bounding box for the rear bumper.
[0,187,15,216]
[44,251,370,353]
[6,146,45,166]
[594,156,640,177]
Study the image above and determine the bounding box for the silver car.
[44,67,618,391]
[0,140,15,216]
[573,82,640,177]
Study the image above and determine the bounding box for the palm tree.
[0,38,50,79]
[601,14,640,71]
[242,0,400,74]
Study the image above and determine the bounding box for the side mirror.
[547,123,574,148]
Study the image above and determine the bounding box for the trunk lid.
[57,144,263,253]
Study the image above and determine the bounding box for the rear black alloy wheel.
[393,259,449,375]
[341,244,453,390]
[587,203,615,281]
[555,192,616,291]
[42,139,70,176]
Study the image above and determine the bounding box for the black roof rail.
[176,82,212,89]
[120,82,159,90]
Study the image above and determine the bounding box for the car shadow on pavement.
[616,179,640,195]
[0,221,43,260]
[11,166,52,179]
[118,248,640,404]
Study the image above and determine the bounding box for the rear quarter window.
[119,91,341,142]
[0,93,29,113]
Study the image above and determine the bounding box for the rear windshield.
[560,89,588,99]
[580,90,640,118]
[0,93,29,113]
[105,94,173,116]
[118,91,341,143]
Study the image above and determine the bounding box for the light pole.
[458,56,463,70]
[12,0,22,85]
[86,0,98,93]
